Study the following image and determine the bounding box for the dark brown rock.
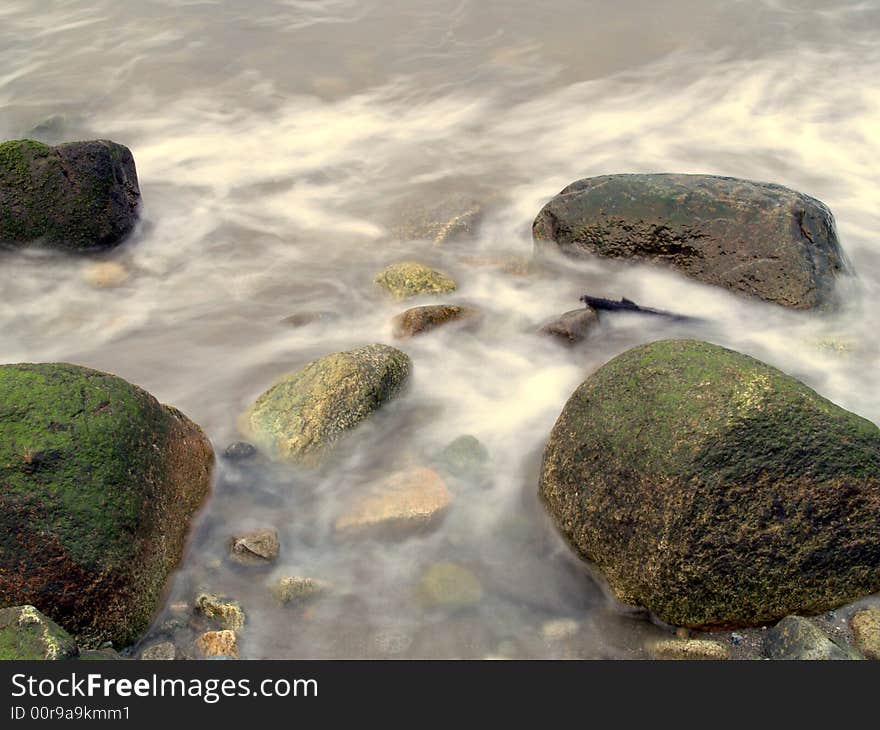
[392,304,479,338]
[533,174,849,309]
[538,308,599,344]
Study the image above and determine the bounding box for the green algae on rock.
[374,261,457,300]
[241,344,411,465]
[539,339,880,629]
[0,363,213,648]
[0,605,78,660]
[533,174,849,309]
[0,139,140,251]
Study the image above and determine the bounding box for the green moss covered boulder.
[240,344,411,464]
[540,339,880,628]
[533,174,849,309]
[0,139,140,251]
[0,363,213,648]
[0,605,78,660]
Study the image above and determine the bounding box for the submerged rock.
[222,441,258,461]
[418,562,483,608]
[270,576,330,606]
[388,190,486,245]
[228,529,279,566]
[0,605,78,660]
[436,435,490,483]
[0,139,140,251]
[241,344,411,465]
[194,593,245,631]
[195,630,238,658]
[374,261,457,300]
[538,308,599,344]
[540,339,880,628]
[647,637,730,660]
[335,466,453,539]
[763,616,853,660]
[392,304,478,338]
[533,174,849,309]
[850,607,880,660]
[139,641,177,661]
[0,363,213,648]
[82,261,129,288]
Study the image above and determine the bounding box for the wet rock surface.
[392,304,479,338]
[0,605,78,660]
[374,261,457,300]
[538,307,599,344]
[763,616,855,660]
[0,363,213,648]
[0,139,140,251]
[241,344,411,465]
[540,339,880,628]
[533,173,849,309]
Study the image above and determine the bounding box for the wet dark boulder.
[540,339,880,628]
[0,363,213,648]
[533,174,849,309]
[0,139,140,251]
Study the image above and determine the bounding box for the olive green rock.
[0,139,140,251]
[374,261,457,300]
[241,344,411,464]
[0,363,214,648]
[0,605,78,660]
[418,563,483,608]
[533,174,849,309]
[540,339,880,628]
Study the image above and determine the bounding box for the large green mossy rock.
[0,605,78,660]
[241,344,411,465]
[533,174,848,309]
[0,363,213,648]
[0,139,140,251]
[539,339,880,628]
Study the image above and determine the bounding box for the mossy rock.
[0,363,213,648]
[0,139,140,251]
[540,339,880,628]
[0,605,78,660]
[533,174,849,309]
[374,262,457,300]
[240,344,411,464]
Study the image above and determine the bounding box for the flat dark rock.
[533,173,849,309]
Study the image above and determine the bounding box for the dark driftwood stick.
[580,295,699,323]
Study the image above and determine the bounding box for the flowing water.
[1,0,879,658]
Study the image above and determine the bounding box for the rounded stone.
[533,173,849,309]
[0,363,213,648]
[240,344,411,465]
[0,139,140,251]
[374,261,457,300]
[540,339,880,628]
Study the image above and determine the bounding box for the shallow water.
[1,0,879,658]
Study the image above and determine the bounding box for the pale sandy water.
[1,0,879,658]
